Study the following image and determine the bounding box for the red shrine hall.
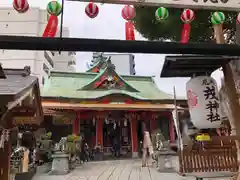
[42,58,185,157]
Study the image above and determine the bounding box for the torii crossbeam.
[1,35,240,56]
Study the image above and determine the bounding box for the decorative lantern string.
[85,2,99,19]
[43,1,62,39]
[13,0,29,13]
[45,0,63,53]
[155,7,169,22]
[0,127,18,149]
[180,9,195,43]
[121,5,136,41]
[211,11,225,43]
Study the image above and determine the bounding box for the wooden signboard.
[53,117,72,125]
[12,106,35,117]
[12,106,38,125]
[13,116,38,125]
[53,112,75,125]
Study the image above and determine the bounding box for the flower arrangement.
[66,134,81,155]
[41,132,52,140]
[67,134,81,142]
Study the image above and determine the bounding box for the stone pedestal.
[132,152,138,158]
[94,152,103,161]
[49,151,70,175]
[15,167,37,180]
[156,149,177,173]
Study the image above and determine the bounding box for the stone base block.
[132,152,138,158]
[49,152,70,175]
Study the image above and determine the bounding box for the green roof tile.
[42,71,173,101]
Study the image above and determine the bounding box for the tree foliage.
[133,7,237,43]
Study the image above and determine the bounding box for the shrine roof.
[0,66,43,123]
[160,55,234,78]
[42,71,173,101]
[0,66,38,97]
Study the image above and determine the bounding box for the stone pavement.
[32,159,231,180]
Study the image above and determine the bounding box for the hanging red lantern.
[85,2,99,19]
[180,9,195,43]
[13,0,29,13]
[121,5,136,41]
[121,5,136,21]
[42,15,58,38]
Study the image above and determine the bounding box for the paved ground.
[32,159,231,180]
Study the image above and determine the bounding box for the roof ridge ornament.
[79,59,139,92]
[87,53,111,73]
[106,57,115,70]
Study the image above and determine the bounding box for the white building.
[0,7,76,87]
[51,28,76,72]
[101,53,136,75]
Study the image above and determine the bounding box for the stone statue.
[58,137,67,152]
[151,128,165,151]
[49,137,69,175]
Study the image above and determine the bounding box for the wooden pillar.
[214,24,240,136]
[96,117,103,147]
[0,112,13,180]
[131,117,138,157]
[168,113,175,142]
[0,140,11,180]
[73,112,80,135]
[150,113,156,135]
[92,117,96,148]
[214,24,240,178]
[222,65,240,169]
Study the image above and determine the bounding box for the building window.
[42,77,45,85]
[68,52,76,56]
[44,51,54,67]
[43,63,49,74]
[68,60,76,66]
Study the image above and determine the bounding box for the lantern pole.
[59,0,65,54]
[173,86,182,149]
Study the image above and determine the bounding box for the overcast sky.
[0,0,223,97]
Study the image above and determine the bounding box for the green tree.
[133,7,237,43]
